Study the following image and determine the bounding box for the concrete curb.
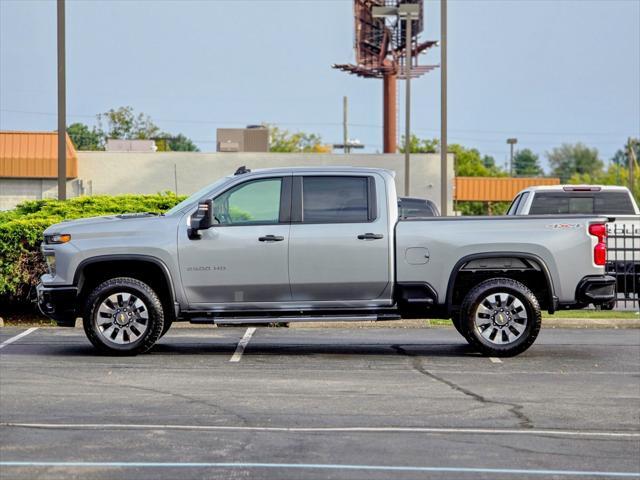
[541,317,640,329]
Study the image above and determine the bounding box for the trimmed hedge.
[0,193,185,307]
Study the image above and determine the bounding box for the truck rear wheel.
[459,278,541,357]
[83,277,165,355]
[451,313,472,343]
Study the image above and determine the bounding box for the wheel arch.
[74,255,176,309]
[445,252,557,314]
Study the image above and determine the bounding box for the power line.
[1,107,633,143]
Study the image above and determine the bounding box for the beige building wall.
[0,178,82,210]
[76,152,454,213]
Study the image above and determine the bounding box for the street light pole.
[57,0,66,201]
[628,137,637,194]
[507,138,518,177]
[440,0,447,215]
[343,96,349,155]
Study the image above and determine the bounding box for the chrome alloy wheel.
[474,292,528,345]
[95,292,149,345]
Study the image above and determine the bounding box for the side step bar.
[189,313,401,325]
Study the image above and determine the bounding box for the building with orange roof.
[0,131,79,209]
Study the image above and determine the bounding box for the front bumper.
[576,275,617,306]
[36,283,78,327]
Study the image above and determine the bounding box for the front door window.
[214,178,282,225]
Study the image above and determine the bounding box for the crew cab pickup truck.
[37,167,616,357]
[507,185,639,303]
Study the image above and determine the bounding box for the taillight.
[588,223,607,266]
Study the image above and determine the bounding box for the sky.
[1,0,639,172]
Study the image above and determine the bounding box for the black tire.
[159,318,173,338]
[459,277,541,357]
[83,277,165,355]
[451,313,472,343]
[598,300,616,311]
[159,301,175,339]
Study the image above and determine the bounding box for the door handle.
[258,235,285,242]
[357,233,384,240]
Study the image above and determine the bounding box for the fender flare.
[445,252,557,314]
[73,254,176,306]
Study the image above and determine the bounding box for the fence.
[606,220,639,311]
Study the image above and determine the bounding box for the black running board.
[188,313,401,325]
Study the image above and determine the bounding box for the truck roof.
[521,185,632,193]
[240,166,396,177]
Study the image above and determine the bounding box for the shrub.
[0,193,185,309]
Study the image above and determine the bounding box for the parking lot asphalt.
[0,326,639,480]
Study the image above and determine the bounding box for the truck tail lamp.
[588,223,607,266]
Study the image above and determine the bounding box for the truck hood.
[43,213,165,235]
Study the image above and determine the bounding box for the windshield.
[165,176,232,215]
[529,191,637,215]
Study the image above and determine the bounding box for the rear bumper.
[36,283,78,327]
[576,275,617,305]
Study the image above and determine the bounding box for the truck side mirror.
[188,199,213,240]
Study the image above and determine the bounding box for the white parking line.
[489,357,503,364]
[0,328,38,350]
[3,423,639,438]
[0,461,637,477]
[230,327,256,362]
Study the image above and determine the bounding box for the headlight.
[44,233,71,244]
[44,251,56,276]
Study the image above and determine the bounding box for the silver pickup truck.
[37,167,616,357]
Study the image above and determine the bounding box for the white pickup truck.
[507,185,639,305]
[38,167,616,357]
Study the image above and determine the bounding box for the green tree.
[447,144,508,215]
[66,122,103,151]
[569,163,639,203]
[482,154,497,170]
[97,106,160,140]
[268,125,324,152]
[449,144,506,177]
[399,135,439,153]
[547,143,603,182]
[611,143,640,166]
[168,133,199,152]
[398,137,509,215]
[155,133,199,152]
[513,148,543,176]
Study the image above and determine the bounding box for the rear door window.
[302,176,370,223]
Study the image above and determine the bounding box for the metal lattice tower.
[333,0,438,153]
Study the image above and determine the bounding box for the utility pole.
[440,0,448,215]
[507,138,518,176]
[403,8,413,196]
[56,0,66,201]
[343,96,349,154]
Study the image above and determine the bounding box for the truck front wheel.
[83,277,165,355]
[459,278,541,357]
